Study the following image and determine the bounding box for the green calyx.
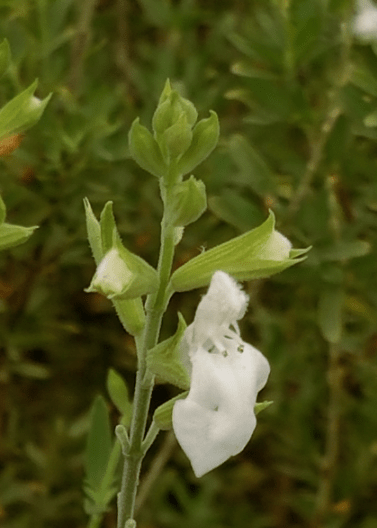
[0,79,52,141]
[84,198,148,336]
[170,211,310,292]
[153,392,189,430]
[0,194,37,251]
[146,312,190,390]
[86,201,158,300]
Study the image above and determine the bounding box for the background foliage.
[0,0,377,527]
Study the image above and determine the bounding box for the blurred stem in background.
[286,20,353,220]
[69,0,98,92]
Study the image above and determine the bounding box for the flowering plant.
[83,80,308,528]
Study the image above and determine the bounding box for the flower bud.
[258,231,292,260]
[168,175,207,227]
[0,222,37,251]
[87,248,133,297]
[160,113,193,160]
[170,211,309,292]
[152,88,198,137]
[86,244,158,300]
[177,111,219,176]
[0,79,51,140]
[128,118,167,178]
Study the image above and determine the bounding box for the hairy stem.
[117,178,177,528]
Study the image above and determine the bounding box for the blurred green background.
[1,0,377,527]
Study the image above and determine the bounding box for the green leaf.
[0,39,11,79]
[209,192,265,231]
[84,198,103,264]
[318,240,371,261]
[85,395,112,491]
[241,78,293,122]
[0,223,37,251]
[0,80,52,140]
[318,285,344,344]
[147,313,190,390]
[170,212,308,292]
[153,392,189,430]
[351,63,377,98]
[106,369,132,425]
[228,134,276,197]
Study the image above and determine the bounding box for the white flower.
[353,0,377,41]
[91,248,133,296]
[172,271,270,477]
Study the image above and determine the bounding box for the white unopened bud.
[258,231,292,261]
[29,96,42,110]
[92,248,133,296]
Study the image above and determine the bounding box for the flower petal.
[172,343,270,477]
[191,271,248,346]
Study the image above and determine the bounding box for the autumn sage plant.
[83,80,309,528]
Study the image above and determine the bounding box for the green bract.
[146,313,190,390]
[177,110,219,176]
[170,211,310,292]
[128,118,167,178]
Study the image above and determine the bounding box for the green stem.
[117,179,177,528]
